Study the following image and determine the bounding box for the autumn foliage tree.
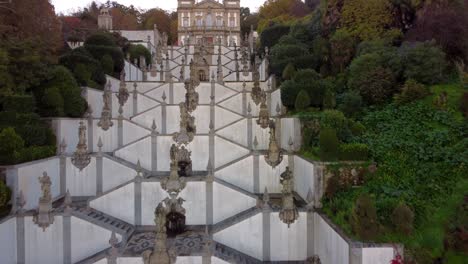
[258,0,311,33]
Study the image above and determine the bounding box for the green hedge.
[0,112,56,147]
[1,95,35,113]
[339,143,369,161]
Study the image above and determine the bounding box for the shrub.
[18,145,56,163]
[338,90,363,117]
[401,41,447,85]
[74,63,92,86]
[323,88,336,109]
[319,127,340,161]
[325,174,341,199]
[85,45,124,74]
[0,127,24,165]
[351,194,380,240]
[349,120,366,136]
[280,69,323,108]
[394,79,430,105]
[40,86,65,116]
[391,203,414,235]
[128,44,151,67]
[101,54,114,75]
[282,63,296,80]
[339,143,369,161]
[460,92,468,118]
[0,180,11,208]
[295,90,311,111]
[59,48,106,88]
[2,95,35,113]
[84,33,116,47]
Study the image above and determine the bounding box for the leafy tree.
[84,33,125,75]
[258,0,311,33]
[295,90,311,111]
[0,127,24,165]
[391,203,414,235]
[74,63,92,86]
[338,90,363,117]
[0,180,11,208]
[101,55,114,75]
[270,37,309,75]
[323,88,336,109]
[394,79,429,105]
[401,42,447,85]
[140,8,174,42]
[110,5,139,30]
[348,53,398,105]
[406,0,468,62]
[330,29,356,72]
[351,194,380,240]
[282,63,296,80]
[260,24,291,51]
[319,127,340,161]
[35,66,86,117]
[241,13,260,37]
[341,0,401,41]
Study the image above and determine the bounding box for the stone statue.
[98,81,114,131]
[184,79,199,113]
[33,172,55,231]
[142,203,177,264]
[251,58,263,105]
[163,194,186,236]
[257,93,270,129]
[161,158,187,197]
[173,103,196,145]
[265,121,283,168]
[241,45,249,77]
[279,167,299,227]
[170,144,193,177]
[117,70,129,108]
[71,121,91,171]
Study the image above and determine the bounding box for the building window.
[183,17,189,27]
[229,17,235,27]
[216,16,222,26]
[197,18,202,26]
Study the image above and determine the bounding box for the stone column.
[288,138,295,171]
[96,137,104,195]
[205,163,214,226]
[262,191,271,261]
[16,198,26,264]
[306,190,315,257]
[242,81,247,116]
[275,113,282,149]
[87,113,94,152]
[161,92,167,134]
[151,120,158,174]
[134,164,143,226]
[209,95,216,168]
[117,108,124,148]
[59,139,67,195]
[63,203,72,264]
[169,78,174,105]
[133,83,138,116]
[211,72,216,98]
[253,137,260,193]
[247,103,253,149]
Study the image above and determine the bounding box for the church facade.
[177,0,241,46]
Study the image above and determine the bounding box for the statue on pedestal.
[142,204,177,264]
[265,121,283,168]
[173,103,196,145]
[170,144,193,177]
[279,167,299,227]
[117,70,129,107]
[184,79,199,113]
[33,172,55,231]
[257,93,270,129]
[71,121,91,171]
[98,81,114,131]
[161,155,187,196]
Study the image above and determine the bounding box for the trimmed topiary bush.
[295,89,311,111]
[2,95,35,113]
[391,203,414,235]
[101,54,114,75]
[0,180,11,208]
[319,127,340,161]
[0,127,24,165]
[323,88,336,109]
[74,63,92,86]
[282,63,296,80]
[351,193,380,241]
[338,90,362,117]
[339,143,369,161]
[394,79,430,105]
